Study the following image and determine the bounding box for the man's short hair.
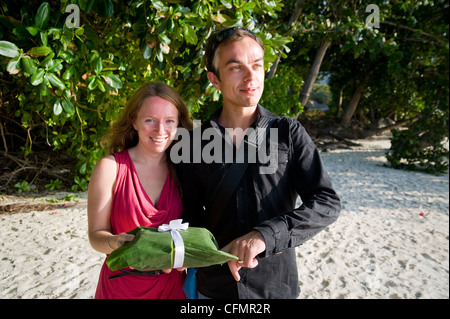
[205,27,265,79]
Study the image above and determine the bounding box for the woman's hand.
[163,267,187,274]
[108,232,135,251]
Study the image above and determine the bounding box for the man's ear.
[207,71,220,90]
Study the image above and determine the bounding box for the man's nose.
[243,66,256,81]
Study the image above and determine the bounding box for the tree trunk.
[335,87,343,118]
[267,0,304,79]
[295,40,331,119]
[341,72,371,126]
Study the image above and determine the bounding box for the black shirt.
[178,105,341,298]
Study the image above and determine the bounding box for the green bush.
[0,0,291,192]
[386,108,449,175]
[260,64,303,117]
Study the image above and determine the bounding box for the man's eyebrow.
[224,57,264,66]
[225,58,242,66]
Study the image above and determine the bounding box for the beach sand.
[1,134,448,299]
[297,134,449,299]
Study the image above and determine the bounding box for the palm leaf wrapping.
[106,226,238,271]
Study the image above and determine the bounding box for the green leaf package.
[106,226,238,271]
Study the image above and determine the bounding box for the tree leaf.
[156,48,163,62]
[21,56,37,76]
[182,23,198,45]
[6,56,21,74]
[160,42,170,54]
[103,74,122,89]
[87,75,98,90]
[0,40,20,58]
[62,65,76,80]
[30,68,45,86]
[53,99,62,115]
[26,26,39,36]
[158,33,171,45]
[143,45,153,59]
[35,2,50,30]
[219,0,232,9]
[40,31,48,46]
[59,50,76,63]
[152,1,167,11]
[94,57,103,74]
[212,14,229,24]
[47,59,63,73]
[86,0,114,17]
[80,162,87,174]
[39,52,55,67]
[61,99,75,116]
[48,73,66,90]
[30,46,52,56]
[38,82,49,96]
[96,78,105,92]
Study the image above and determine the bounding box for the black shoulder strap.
[206,117,273,230]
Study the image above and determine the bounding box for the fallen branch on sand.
[0,201,79,215]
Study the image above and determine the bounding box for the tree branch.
[382,20,448,44]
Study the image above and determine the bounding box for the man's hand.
[221,230,266,281]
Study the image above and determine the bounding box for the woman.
[88,82,193,299]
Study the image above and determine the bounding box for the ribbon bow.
[158,219,189,268]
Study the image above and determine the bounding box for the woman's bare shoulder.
[96,154,116,166]
[90,155,117,181]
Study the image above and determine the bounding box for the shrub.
[386,108,449,175]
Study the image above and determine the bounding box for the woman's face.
[132,96,179,154]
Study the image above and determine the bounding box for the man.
[179,27,340,299]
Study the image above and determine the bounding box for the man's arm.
[254,118,341,257]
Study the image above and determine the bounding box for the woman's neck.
[128,144,167,167]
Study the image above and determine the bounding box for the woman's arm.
[87,155,134,254]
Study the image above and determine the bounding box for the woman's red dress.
[94,150,186,299]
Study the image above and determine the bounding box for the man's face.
[208,36,265,110]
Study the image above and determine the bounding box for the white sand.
[1,134,448,299]
[0,192,103,299]
[296,135,449,299]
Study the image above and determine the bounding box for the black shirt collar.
[209,104,277,130]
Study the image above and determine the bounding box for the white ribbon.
[158,219,189,268]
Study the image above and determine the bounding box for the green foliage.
[45,178,63,190]
[386,108,449,175]
[14,180,31,193]
[0,0,291,191]
[319,0,448,174]
[310,84,331,105]
[260,64,303,117]
[0,0,448,191]
[44,193,79,203]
